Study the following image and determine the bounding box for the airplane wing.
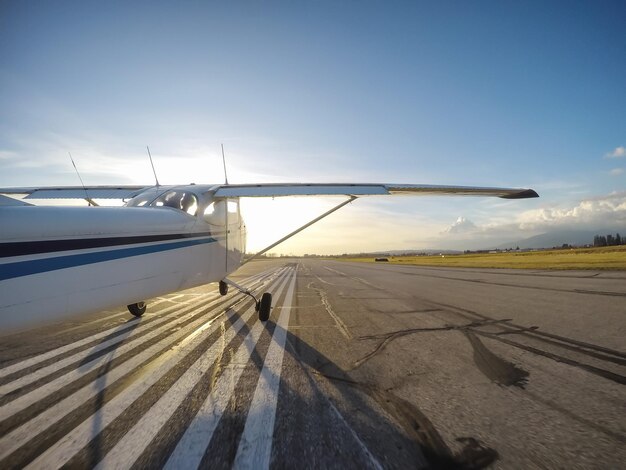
[0,185,150,200]
[0,183,539,201]
[213,183,538,199]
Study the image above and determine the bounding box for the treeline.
[593,233,623,246]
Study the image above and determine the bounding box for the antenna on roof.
[146,146,160,187]
[221,143,229,185]
[69,152,95,206]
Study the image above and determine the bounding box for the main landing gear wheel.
[219,280,229,296]
[127,302,146,317]
[257,292,272,321]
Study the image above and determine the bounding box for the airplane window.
[204,203,215,216]
[227,201,238,214]
[150,191,198,216]
[180,193,198,215]
[125,195,153,207]
[203,201,229,225]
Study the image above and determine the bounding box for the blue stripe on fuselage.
[0,237,217,281]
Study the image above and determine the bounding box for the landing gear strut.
[128,301,146,317]
[221,278,272,321]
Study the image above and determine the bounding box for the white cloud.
[0,150,18,160]
[605,146,626,159]
[442,216,477,234]
[610,168,624,176]
[425,192,626,250]
[516,192,626,230]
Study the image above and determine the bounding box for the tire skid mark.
[312,370,499,469]
[522,389,626,444]
[365,262,626,282]
[352,319,513,370]
[473,330,626,385]
[372,265,626,297]
[464,331,529,388]
[420,299,626,361]
[418,299,626,384]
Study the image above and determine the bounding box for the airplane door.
[225,198,242,273]
[203,199,243,275]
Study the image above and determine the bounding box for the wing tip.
[500,189,539,199]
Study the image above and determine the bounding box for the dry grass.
[343,245,626,270]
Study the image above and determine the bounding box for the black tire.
[219,280,229,296]
[258,293,272,321]
[128,302,146,317]
[220,281,228,295]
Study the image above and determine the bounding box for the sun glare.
[240,197,346,255]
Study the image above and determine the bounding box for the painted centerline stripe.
[233,267,297,469]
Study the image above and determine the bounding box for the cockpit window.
[150,191,198,216]
[125,195,153,207]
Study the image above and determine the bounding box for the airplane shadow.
[77,317,141,468]
[218,307,498,469]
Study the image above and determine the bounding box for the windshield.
[126,189,198,215]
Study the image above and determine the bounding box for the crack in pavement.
[307,281,353,340]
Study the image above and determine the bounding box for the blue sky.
[1,1,624,254]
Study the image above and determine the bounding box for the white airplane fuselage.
[0,185,245,329]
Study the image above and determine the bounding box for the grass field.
[343,245,626,270]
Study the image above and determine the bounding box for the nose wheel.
[257,293,272,321]
[221,278,272,321]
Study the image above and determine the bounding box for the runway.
[0,260,624,469]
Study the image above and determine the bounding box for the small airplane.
[0,182,538,330]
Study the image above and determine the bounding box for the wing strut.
[243,196,358,265]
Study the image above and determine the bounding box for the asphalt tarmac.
[0,259,624,469]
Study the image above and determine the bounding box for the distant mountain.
[496,229,622,250]
[371,249,462,256]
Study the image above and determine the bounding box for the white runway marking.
[0,294,220,421]
[0,271,283,463]
[29,307,255,470]
[164,271,294,470]
[0,294,219,395]
[0,291,220,380]
[233,269,297,469]
[1,266,315,469]
[94,269,294,470]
